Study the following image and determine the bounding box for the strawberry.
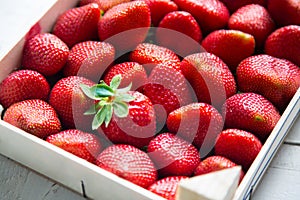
[236,55,300,112]
[193,155,244,183]
[222,93,281,141]
[53,3,100,47]
[96,144,157,188]
[141,0,178,27]
[46,129,102,163]
[142,61,194,127]
[49,76,96,131]
[180,52,237,109]
[267,0,300,26]
[0,70,50,109]
[148,133,200,177]
[22,33,69,76]
[3,99,61,138]
[148,176,189,200]
[265,25,300,67]
[103,62,148,91]
[220,0,267,13]
[166,103,224,153]
[129,43,180,73]
[63,41,115,82]
[228,4,275,49]
[156,11,202,56]
[98,1,151,51]
[214,129,262,170]
[201,29,255,71]
[173,0,230,34]
[79,0,131,12]
[80,75,156,148]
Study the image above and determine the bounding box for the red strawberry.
[148,133,200,177]
[80,75,156,148]
[193,155,244,183]
[3,99,61,138]
[265,25,300,67]
[156,11,202,56]
[129,43,180,73]
[53,3,100,47]
[22,33,69,76]
[98,1,151,51]
[49,76,96,131]
[222,93,281,141]
[96,144,157,188]
[201,29,255,71]
[103,62,148,91]
[141,0,178,26]
[173,0,230,34]
[79,0,131,12]
[220,0,267,13]
[180,52,237,109]
[148,176,189,200]
[267,0,300,26]
[63,41,115,82]
[236,55,300,111]
[228,4,275,48]
[215,129,262,170]
[166,103,224,153]
[0,70,50,109]
[142,61,194,127]
[46,129,102,163]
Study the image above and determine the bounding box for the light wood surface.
[0,1,299,199]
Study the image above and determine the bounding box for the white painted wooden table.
[0,1,299,199]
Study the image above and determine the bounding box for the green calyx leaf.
[80,75,136,130]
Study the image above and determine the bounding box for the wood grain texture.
[0,155,85,200]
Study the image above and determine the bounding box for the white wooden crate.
[0,1,299,199]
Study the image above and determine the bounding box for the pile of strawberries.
[0,0,300,199]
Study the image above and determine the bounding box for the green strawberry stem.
[80,75,135,130]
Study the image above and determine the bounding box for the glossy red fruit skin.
[49,76,96,131]
[156,11,202,56]
[142,61,194,127]
[236,55,300,112]
[265,25,300,67]
[220,0,267,13]
[173,0,230,34]
[22,33,69,76]
[180,52,237,109]
[228,4,275,48]
[103,62,148,91]
[222,93,281,141]
[96,144,157,188]
[193,155,244,183]
[79,0,131,12]
[167,103,224,153]
[201,29,255,71]
[148,176,189,200]
[3,99,61,139]
[0,70,50,109]
[148,133,200,177]
[46,129,102,163]
[63,41,115,82]
[53,3,100,47]
[142,0,178,27]
[98,91,156,148]
[129,43,180,73]
[98,1,151,51]
[215,129,262,170]
[267,0,300,26]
